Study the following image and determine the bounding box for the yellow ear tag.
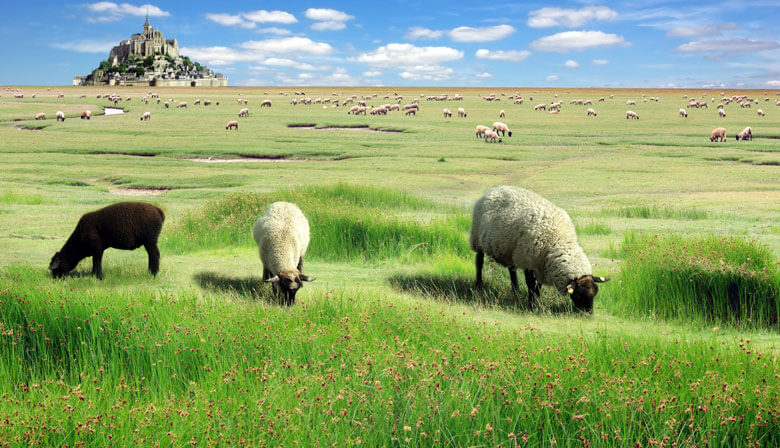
[567,285,574,294]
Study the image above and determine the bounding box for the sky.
[1,1,779,88]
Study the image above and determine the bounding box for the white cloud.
[676,39,779,53]
[405,26,444,40]
[84,2,169,23]
[305,8,353,31]
[449,24,515,42]
[546,74,560,82]
[243,10,297,24]
[475,49,531,62]
[256,27,292,36]
[276,67,359,86]
[591,58,609,65]
[362,70,382,77]
[355,43,463,67]
[766,80,780,87]
[52,39,117,53]
[530,31,628,52]
[400,65,454,81]
[181,37,333,65]
[205,13,255,29]
[666,24,727,38]
[528,6,617,28]
[564,59,579,68]
[475,72,493,78]
[258,58,320,70]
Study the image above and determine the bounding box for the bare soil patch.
[109,187,169,196]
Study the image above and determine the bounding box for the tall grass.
[606,233,779,330]
[600,205,709,220]
[164,183,472,262]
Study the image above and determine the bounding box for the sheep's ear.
[50,256,60,271]
[265,275,280,283]
[593,276,610,283]
[300,275,315,282]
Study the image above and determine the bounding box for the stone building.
[109,13,178,66]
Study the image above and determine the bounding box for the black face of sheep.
[567,275,609,313]
[49,252,75,278]
[266,271,315,305]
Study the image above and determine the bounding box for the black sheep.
[49,202,165,279]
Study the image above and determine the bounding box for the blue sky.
[2,1,779,88]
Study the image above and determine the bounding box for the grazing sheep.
[238,108,249,118]
[49,202,165,280]
[443,108,452,118]
[226,120,239,130]
[757,109,765,117]
[81,110,91,120]
[587,108,597,117]
[56,111,65,122]
[710,127,727,142]
[35,112,45,120]
[679,109,688,118]
[718,109,726,118]
[549,109,559,115]
[626,100,636,106]
[260,100,272,107]
[164,102,169,108]
[204,99,212,106]
[475,125,490,138]
[176,102,187,108]
[194,99,201,106]
[492,122,512,137]
[457,107,467,118]
[470,186,608,312]
[484,129,502,143]
[499,110,505,118]
[404,108,416,116]
[534,103,546,111]
[626,110,639,120]
[735,126,752,141]
[253,202,314,306]
[140,111,151,121]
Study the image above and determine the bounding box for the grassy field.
[1,85,778,446]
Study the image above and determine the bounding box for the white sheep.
[259,100,271,107]
[56,111,65,122]
[587,108,597,117]
[443,108,452,118]
[484,129,502,143]
[140,111,151,121]
[718,109,726,118]
[626,110,639,120]
[253,202,314,305]
[534,103,546,111]
[475,125,489,138]
[470,185,608,312]
[679,109,687,118]
[176,102,187,108]
[710,127,726,142]
[499,110,505,118]
[226,120,238,130]
[492,122,512,137]
[626,100,636,106]
[238,108,249,118]
[457,107,467,118]
[735,126,752,141]
[35,112,45,120]
[757,109,765,116]
[81,110,91,120]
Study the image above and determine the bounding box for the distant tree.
[99,60,112,71]
[182,56,192,68]
[143,56,154,68]
[194,61,202,71]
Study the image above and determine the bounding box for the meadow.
[1,85,778,447]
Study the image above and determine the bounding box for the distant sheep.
[757,109,765,116]
[56,111,65,122]
[534,103,546,111]
[626,110,639,120]
[49,202,164,280]
[499,110,505,118]
[35,112,45,120]
[627,100,636,106]
[443,108,452,118]
[492,122,512,137]
[475,125,489,138]
[260,100,272,107]
[176,102,187,108]
[679,109,687,118]
[735,126,752,141]
[718,109,726,118]
[710,127,727,142]
[484,129,502,143]
[470,186,608,312]
[226,120,239,130]
[238,108,249,118]
[140,111,151,121]
[587,108,597,117]
[457,107,467,118]
[81,110,91,120]
[253,202,314,306]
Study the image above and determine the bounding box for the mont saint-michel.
[74,15,227,87]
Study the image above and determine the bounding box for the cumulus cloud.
[84,2,169,23]
[355,43,463,67]
[181,37,333,66]
[766,80,780,87]
[205,13,255,29]
[52,39,117,53]
[475,49,531,62]
[546,74,560,82]
[276,67,359,86]
[530,31,628,52]
[405,26,444,40]
[564,59,579,68]
[243,10,297,23]
[676,38,779,53]
[256,27,292,36]
[305,8,354,31]
[258,58,321,71]
[449,24,515,42]
[400,65,454,81]
[591,58,609,65]
[528,6,617,28]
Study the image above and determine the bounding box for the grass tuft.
[601,205,708,220]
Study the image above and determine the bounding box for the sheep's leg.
[297,257,304,272]
[508,267,520,292]
[92,250,104,280]
[474,251,484,287]
[145,243,160,276]
[524,270,541,309]
[262,268,272,281]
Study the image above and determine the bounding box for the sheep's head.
[567,275,609,314]
[49,252,75,278]
[265,270,315,305]
[507,131,512,137]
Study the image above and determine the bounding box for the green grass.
[600,205,709,220]
[605,233,780,330]
[0,189,48,205]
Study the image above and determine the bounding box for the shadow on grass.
[388,271,575,315]
[194,271,281,304]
